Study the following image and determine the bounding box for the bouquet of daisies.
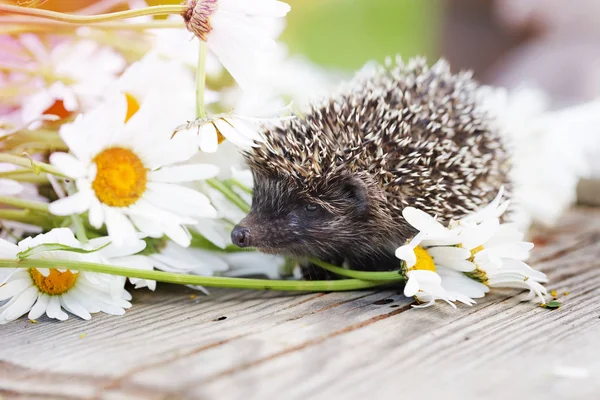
[0,0,582,324]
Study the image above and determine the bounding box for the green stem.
[0,258,385,292]
[0,4,186,24]
[0,196,50,213]
[0,154,71,179]
[70,215,89,243]
[310,258,405,282]
[0,174,48,183]
[0,170,49,183]
[207,178,251,213]
[0,17,184,30]
[0,210,57,230]
[195,42,208,119]
[0,169,34,177]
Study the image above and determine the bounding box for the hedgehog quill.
[232,57,510,273]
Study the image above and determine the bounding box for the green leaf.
[138,236,169,256]
[16,242,110,260]
[540,300,561,310]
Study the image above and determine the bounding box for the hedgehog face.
[232,173,383,259]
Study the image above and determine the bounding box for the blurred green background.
[282,0,442,70]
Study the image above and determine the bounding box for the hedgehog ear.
[343,176,372,215]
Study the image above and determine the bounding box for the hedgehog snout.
[231,225,251,248]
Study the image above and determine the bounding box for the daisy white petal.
[402,207,452,238]
[161,224,192,248]
[225,117,264,142]
[195,218,229,249]
[46,296,68,321]
[459,217,500,250]
[130,215,164,238]
[28,293,50,320]
[104,207,139,247]
[48,189,94,216]
[61,293,92,320]
[126,199,198,226]
[49,152,86,179]
[149,164,219,182]
[0,279,31,301]
[0,240,19,259]
[198,124,220,153]
[461,186,508,223]
[88,197,105,229]
[0,178,24,196]
[2,286,38,322]
[213,118,256,148]
[395,244,417,268]
[91,237,146,259]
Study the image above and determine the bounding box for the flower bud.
[182,0,219,42]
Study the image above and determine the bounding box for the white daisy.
[15,34,125,123]
[0,228,131,323]
[177,113,267,153]
[400,245,488,309]
[113,52,206,122]
[48,91,219,248]
[454,190,548,304]
[182,0,291,90]
[396,188,548,307]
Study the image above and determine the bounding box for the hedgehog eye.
[305,204,318,212]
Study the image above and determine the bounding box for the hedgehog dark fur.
[232,57,510,271]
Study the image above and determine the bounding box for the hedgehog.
[230,57,510,273]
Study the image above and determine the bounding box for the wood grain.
[1,207,599,400]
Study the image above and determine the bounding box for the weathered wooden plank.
[1,207,599,400]
[0,286,406,398]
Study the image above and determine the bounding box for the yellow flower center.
[92,147,147,207]
[410,246,436,272]
[124,92,140,123]
[30,268,78,295]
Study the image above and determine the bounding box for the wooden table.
[2,207,599,400]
